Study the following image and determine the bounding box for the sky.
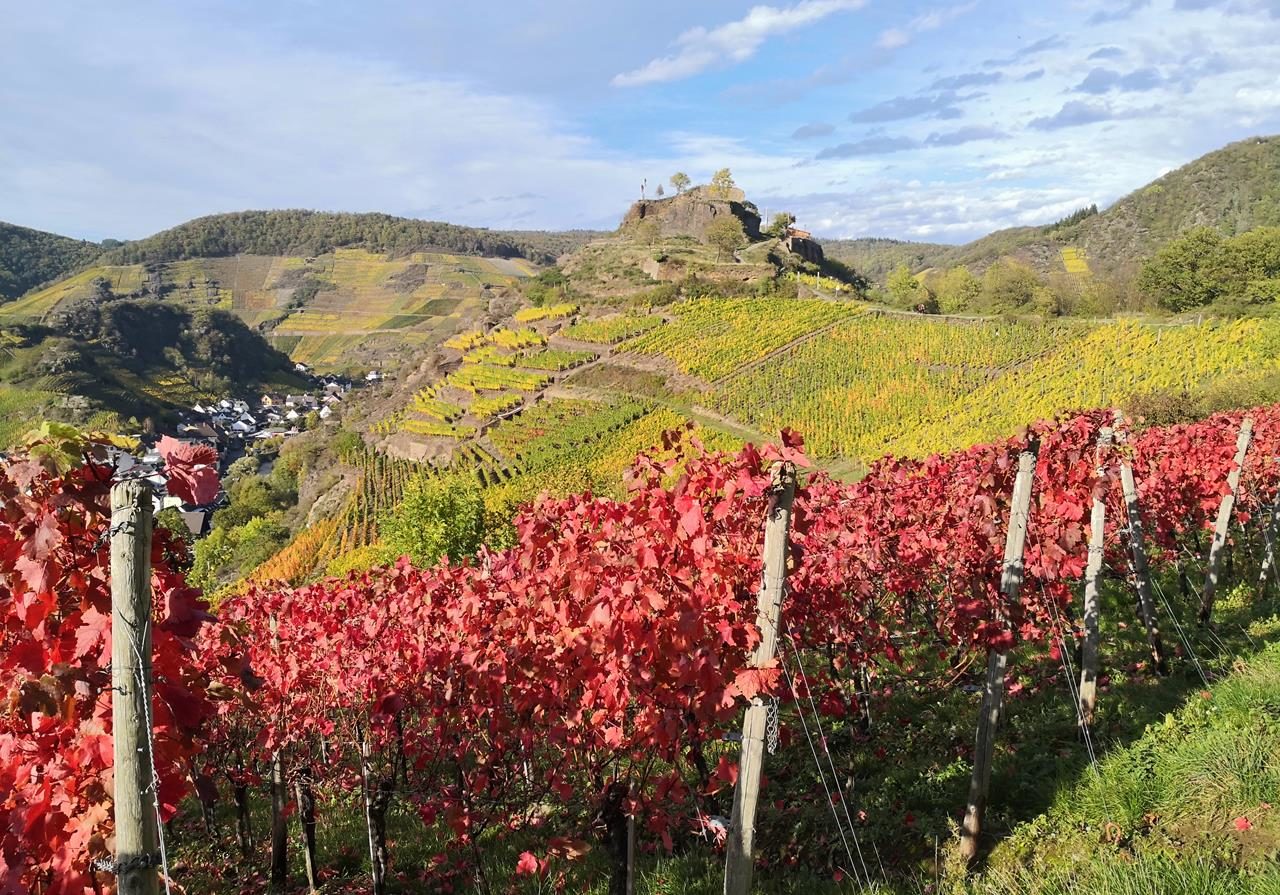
[2,0,1279,244]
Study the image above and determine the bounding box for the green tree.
[765,212,796,239]
[710,168,736,199]
[706,215,747,261]
[1137,227,1227,311]
[886,263,922,307]
[189,527,233,592]
[1222,227,1280,305]
[670,172,691,195]
[380,474,486,567]
[934,266,981,313]
[978,260,1042,312]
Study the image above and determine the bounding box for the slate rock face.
[621,186,762,242]
[783,234,825,263]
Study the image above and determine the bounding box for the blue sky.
[2,0,1279,244]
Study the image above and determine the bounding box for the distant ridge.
[823,134,1280,281]
[0,221,102,300]
[98,210,604,268]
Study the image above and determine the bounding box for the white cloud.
[875,2,978,51]
[612,0,867,87]
[876,29,911,49]
[1235,77,1280,109]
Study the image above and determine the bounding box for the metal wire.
[782,621,882,885]
[777,648,864,889]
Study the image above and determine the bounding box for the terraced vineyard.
[895,317,1280,455]
[619,298,861,380]
[513,302,578,323]
[0,249,526,373]
[562,314,663,344]
[710,315,1067,458]
[488,397,652,468]
[0,265,146,321]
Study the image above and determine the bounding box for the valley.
[6,141,1280,895]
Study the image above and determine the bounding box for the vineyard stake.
[958,446,1036,866]
[270,753,288,890]
[1200,417,1254,624]
[724,461,797,895]
[110,479,160,895]
[1116,427,1169,675]
[295,766,319,893]
[1257,492,1280,596]
[1078,427,1113,725]
[267,612,289,891]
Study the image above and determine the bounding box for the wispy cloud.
[924,125,1007,146]
[1087,0,1150,25]
[815,135,918,158]
[850,90,976,123]
[792,122,835,139]
[876,2,978,49]
[982,34,1064,68]
[930,70,1003,90]
[1074,67,1165,94]
[1028,100,1123,130]
[1088,46,1127,60]
[612,0,867,87]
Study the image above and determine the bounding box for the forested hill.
[100,210,605,267]
[0,221,102,300]
[823,134,1280,281]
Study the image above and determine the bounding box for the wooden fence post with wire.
[110,479,161,895]
[1257,489,1280,596]
[724,461,797,895]
[1115,421,1169,675]
[1078,426,1113,725]
[958,444,1037,866]
[1200,417,1254,625]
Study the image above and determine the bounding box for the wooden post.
[1200,418,1254,624]
[1078,427,1112,725]
[295,766,319,893]
[625,814,637,895]
[724,462,797,895]
[958,447,1036,865]
[1117,440,1169,675]
[1258,494,1280,596]
[270,753,288,890]
[111,479,160,895]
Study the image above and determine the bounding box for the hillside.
[0,294,301,443]
[0,221,102,300]
[99,210,603,267]
[824,134,1280,281]
[0,248,539,374]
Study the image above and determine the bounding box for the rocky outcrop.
[621,186,762,243]
[784,233,825,264]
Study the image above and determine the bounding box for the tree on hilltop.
[711,168,736,199]
[706,215,747,261]
[655,184,665,199]
[670,172,691,195]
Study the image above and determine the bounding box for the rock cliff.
[620,186,762,242]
